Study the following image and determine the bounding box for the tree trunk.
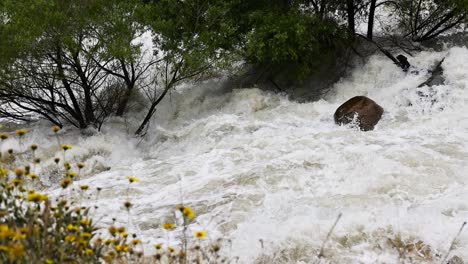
[83,87,95,125]
[116,86,133,117]
[346,0,356,35]
[135,85,171,136]
[72,53,96,125]
[367,0,377,40]
[55,49,87,128]
[115,60,136,117]
[356,34,408,71]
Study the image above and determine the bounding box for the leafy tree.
[0,0,152,128]
[133,0,247,135]
[243,6,347,78]
[1,0,466,133]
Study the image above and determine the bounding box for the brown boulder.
[334,96,384,131]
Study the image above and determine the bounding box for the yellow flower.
[78,239,87,247]
[117,227,126,233]
[162,223,175,230]
[115,244,129,252]
[0,245,8,252]
[60,178,72,189]
[84,248,93,255]
[127,176,139,183]
[27,173,39,180]
[66,171,77,178]
[8,243,24,258]
[45,259,53,264]
[60,144,72,151]
[80,185,89,190]
[0,133,9,140]
[77,162,85,169]
[0,168,9,176]
[11,179,23,186]
[27,192,48,202]
[121,232,128,238]
[15,129,27,136]
[131,239,141,245]
[154,243,162,250]
[79,219,91,226]
[65,235,76,242]
[67,224,78,232]
[104,239,114,245]
[179,206,195,219]
[194,230,207,238]
[167,246,175,253]
[108,226,117,236]
[81,232,92,240]
[0,224,14,239]
[53,157,60,164]
[52,125,61,133]
[30,144,38,151]
[13,228,27,240]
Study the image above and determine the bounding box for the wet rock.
[334,96,384,131]
[397,54,411,72]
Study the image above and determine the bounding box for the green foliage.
[141,0,348,79]
[0,0,142,65]
[0,0,149,128]
[442,0,468,12]
[1,0,466,128]
[93,0,145,62]
[139,0,245,75]
[244,8,346,78]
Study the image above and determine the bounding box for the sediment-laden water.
[7,46,468,263]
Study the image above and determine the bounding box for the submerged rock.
[417,58,445,88]
[334,96,384,131]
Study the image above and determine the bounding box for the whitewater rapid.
[10,46,468,263]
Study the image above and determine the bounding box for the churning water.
[15,46,468,263]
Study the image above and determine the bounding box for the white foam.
[26,46,468,263]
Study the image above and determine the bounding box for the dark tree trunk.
[134,85,171,136]
[356,34,409,71]
[116,85,133,116]
[367,0,377,40]
[83,87,95,124]
[55,49,87,128]
[346,0,356,35]
[72,53,96,125]
[48,86,56,112]
[116,60,136,117]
